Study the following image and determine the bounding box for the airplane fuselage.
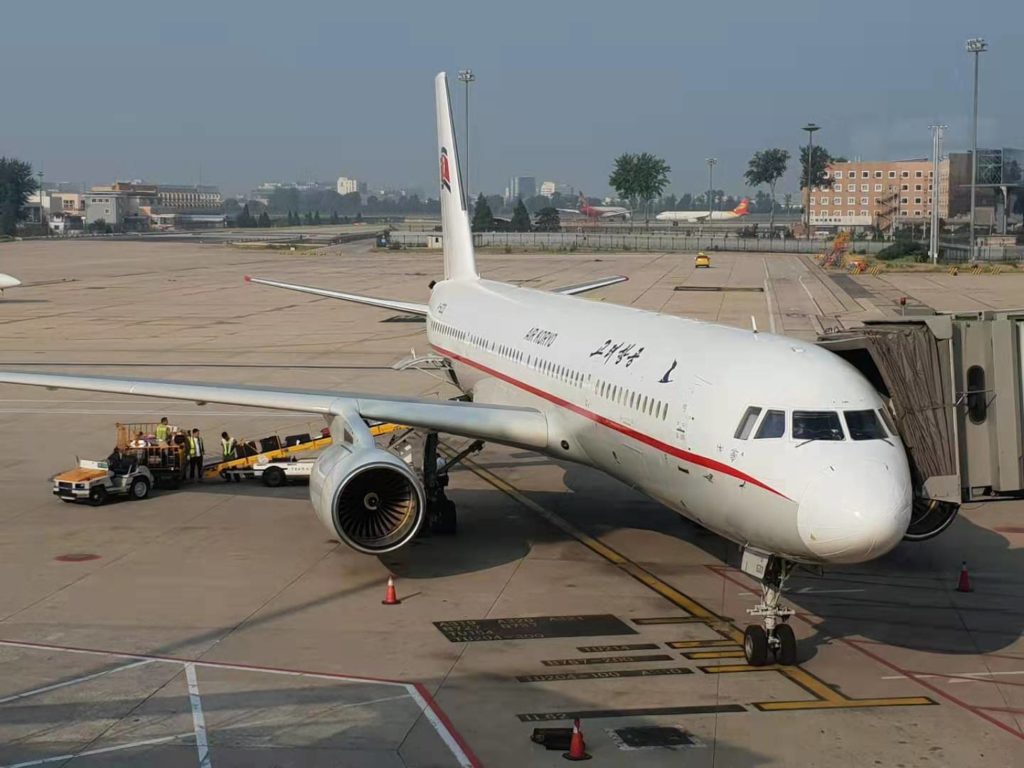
[656,210,743,223]
[427,278,912,565]
[0,274,21,292]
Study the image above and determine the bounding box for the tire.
[263,466,285,488]
[88,487,107,507]
[129,477,151,501]
[743,625,769,667]
[773,623,798,666]
[432,498,458,535]
[60,498,75,504]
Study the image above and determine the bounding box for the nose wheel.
[743,555,798,666]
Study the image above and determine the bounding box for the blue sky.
[2,1,1019,198]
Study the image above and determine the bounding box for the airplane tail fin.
[734,198,750,216]
[435,72,478,281]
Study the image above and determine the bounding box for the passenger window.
[966,365,987,424]
[755,409,785,439]
[844,410,886,440]
[734,406,762,439]
[792,411,844,441]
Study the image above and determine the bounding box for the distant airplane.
[559,192,631,220]
[0,73,927,669]
[656,198,750,223]
[0,274,21,294]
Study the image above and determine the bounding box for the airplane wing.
[245,276,428,316]
[599,210,630,219]
[551,275,628,296]
[0,370,549,451]
[555,208,581,215]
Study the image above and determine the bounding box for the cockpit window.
[878,407,897,436]
[792,411,844,441]
[844,410,887,440]
[755,409,786,438]
[734,406,762,440]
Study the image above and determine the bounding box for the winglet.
[244,275,252,283]
[434,72,478,281]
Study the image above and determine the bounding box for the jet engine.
[310,444,425,554]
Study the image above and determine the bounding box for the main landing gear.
[742,554,798,667]
[419,432,484,536]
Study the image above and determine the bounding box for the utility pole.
[966,38,986,262]
[457,69,475,203]
[706,157,717,221]
[802,123,820,239]
[928,124,946,264]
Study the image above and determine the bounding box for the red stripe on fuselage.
[431,342,788,500]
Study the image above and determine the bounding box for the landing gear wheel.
[129,477,151,500]
[88,487,107,507]
[743,625,769,666]
[773,623,797,666]
[263,466,285,488]
[432,497,458,535]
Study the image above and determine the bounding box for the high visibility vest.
[221,438,235,459]
[189,436,203,456]
[155,424,169,442]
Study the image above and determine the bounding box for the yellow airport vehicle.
[694,252,711,268]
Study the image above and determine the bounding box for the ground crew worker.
[155,417,170,443]
[220,432,236,461]
[187,428,205,482]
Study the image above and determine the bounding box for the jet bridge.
[817,310,1024,539]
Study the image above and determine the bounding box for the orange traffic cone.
[563,718,591,761]
[956,561,973,593]
[382,575,401,605]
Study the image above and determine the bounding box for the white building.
[540,181,573,198]
[337,176,366,196]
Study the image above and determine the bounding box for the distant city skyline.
[2,2,1019,199]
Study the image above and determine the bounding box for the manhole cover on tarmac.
[608,726,703,750]
[54,553,102,562]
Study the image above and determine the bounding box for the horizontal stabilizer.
[246,276,428,316]
[551,275,629,296]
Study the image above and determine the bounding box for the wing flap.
[246,276,428,316]
[0,370,548,450]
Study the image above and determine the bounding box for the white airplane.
[558,192,632,220]
[656,198,750,223]
[0,273,22,294]
[0,73,918,667]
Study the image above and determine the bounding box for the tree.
[799,145,836,189]
[257,211,271,227]
[608,152,671,223]
[304,211,313,225]
[313,210,321,225]
[0,157,39,236]
[534,207,560,232]
[330,210,339,224]
[236,204,254,228]
[471,192,494,232]
[510,197,531,232]
[744,148,789,235]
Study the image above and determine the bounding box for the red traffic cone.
[382,575,401,605]
[563,718,591,761]
[956,561,973,593]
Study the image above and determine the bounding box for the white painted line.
[761,259,777,334]
[882,670,1024,682]
[795,587,866,595]
[184,664,212,768]
[405,684,475,768]
[0,659,154,705]
[0,733,194,767]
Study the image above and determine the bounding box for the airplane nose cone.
[798,460,912,563]
[0,274,20,289]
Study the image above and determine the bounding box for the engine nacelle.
[310,444,425,554]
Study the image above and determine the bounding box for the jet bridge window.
[754,409,786,438]
[734,406,762,440]
[966,365,988,424]
[843,410,887,440]
[792,411,844,441]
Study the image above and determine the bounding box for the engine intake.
[310,445,425,554]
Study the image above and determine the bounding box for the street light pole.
[928,124,947,264]
[966,38,986,262]
[802,123,820,239]
[457,69,475,203]
[706,157,717,221]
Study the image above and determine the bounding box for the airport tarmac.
[0,238,1022,766]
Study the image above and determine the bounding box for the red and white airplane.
[0,73,926,667]
[559,192,631,220]
[657,198,750,223]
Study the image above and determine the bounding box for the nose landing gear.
[743,554,797,667]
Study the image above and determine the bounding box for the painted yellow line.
[668,639,740,650]
[683,650,747,660]
[452,448,938,713]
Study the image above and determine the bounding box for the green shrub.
[876,240,927,261]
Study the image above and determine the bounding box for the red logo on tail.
[440,148,451,192]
